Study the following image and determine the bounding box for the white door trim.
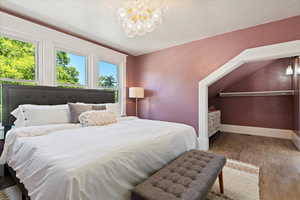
[198,40,300,150]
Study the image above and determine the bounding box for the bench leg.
[22,194,27,200]
[218,170,224,194]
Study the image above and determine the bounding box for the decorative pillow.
[12,104,70,127]
[92,105,106,110]
[106,103,121,116]
[68,103,92,123]
[76,102,107,111]
[79,110,117,127]
[76,102,120,116]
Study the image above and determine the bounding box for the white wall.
[0,11,128,115]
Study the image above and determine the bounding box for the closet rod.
[219,90,294,97]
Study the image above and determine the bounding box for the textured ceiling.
[1,0,300,55]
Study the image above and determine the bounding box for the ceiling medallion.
[117,0,166,38]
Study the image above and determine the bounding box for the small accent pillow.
[106,103,121,117]
[76,102,120,116]
[68,103,92,123]
[79,110,117,127]
[92,105,106,110]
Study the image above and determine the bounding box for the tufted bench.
[132,150,226,200]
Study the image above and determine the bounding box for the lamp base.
[135,98,138,117]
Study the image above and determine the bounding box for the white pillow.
[11,107,26,128]
[79,110,117,127]
[11,104,70,127]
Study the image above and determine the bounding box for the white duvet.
[0,118,198,200]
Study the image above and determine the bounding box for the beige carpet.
[0,192,9,200]
[208,159,260,200]
[0,159,259,200]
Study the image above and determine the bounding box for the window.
[56,50,87,87]
[98,61,119,102]
[0,36,37,82]
[0,35,37,122]
[98,61,118,88]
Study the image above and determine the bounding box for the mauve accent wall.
[212,58,293,130]
[126,56,138,116]
[126,15,300,133]
[208,60,276,100]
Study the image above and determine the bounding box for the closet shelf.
[219,90,294,97]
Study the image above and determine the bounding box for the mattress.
[0,117,198,200]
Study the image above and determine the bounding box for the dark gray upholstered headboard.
[1,84,115,134]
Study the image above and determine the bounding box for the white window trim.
[119,60,127,116]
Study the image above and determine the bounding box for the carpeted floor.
[0,192,8,200]
[0,159,259,200]
[208,159,260,200]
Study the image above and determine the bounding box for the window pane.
[56,51,86,86]
[0,36,36,81]
[98,61,118,88]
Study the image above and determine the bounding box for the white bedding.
[0,117,198,200]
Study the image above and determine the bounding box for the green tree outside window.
[56,51,80,85]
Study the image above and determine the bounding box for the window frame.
[0,33,39,83]
[54,47,89,88]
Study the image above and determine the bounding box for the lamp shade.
[129,87,144,98]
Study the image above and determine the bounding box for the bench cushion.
[132,150,226,200]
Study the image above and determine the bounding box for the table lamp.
[129,87,144,116]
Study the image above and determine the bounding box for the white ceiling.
[1,0,300,55]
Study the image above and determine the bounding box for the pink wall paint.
[225,59,292,92]
[126,15,300,133]
[220,96,293,129]
[211,58,293,129]
[126,56,138,116]
[208,60,276,100]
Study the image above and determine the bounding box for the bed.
[0,84,198,200]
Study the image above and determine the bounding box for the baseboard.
[220,124,293,140]
[292,131,300,151]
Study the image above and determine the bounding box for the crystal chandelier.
[117,0,165,38]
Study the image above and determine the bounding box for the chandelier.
[117,0,165,38]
